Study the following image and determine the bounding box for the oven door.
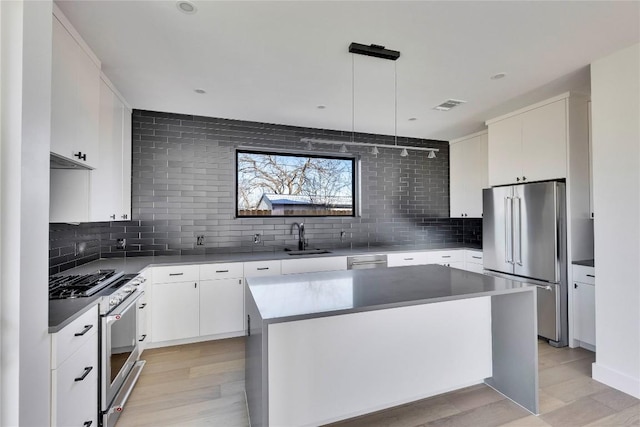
[101,290,144,412]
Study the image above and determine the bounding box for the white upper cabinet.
[487,97,568,186]
[450,131,488,218]
[91,78,132,222]
[51,14,100,169]
[521,99,567,183]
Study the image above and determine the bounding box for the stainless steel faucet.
[291,222,306,250]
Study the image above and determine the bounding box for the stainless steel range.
[49,270,147,427]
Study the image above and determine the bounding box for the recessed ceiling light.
[408,117,417,121]
[177,1,197,14]
[194,88,206,94]
[317,105,326,109]
[490,72,507,80]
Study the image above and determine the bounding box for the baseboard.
[592,362,640,398]
[145,331,245,350]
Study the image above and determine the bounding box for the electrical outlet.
[197,235,205,246]
[253,233,262,244]
[116,238,126,250]
[76,242,86,256]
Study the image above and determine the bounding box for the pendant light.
[393,61,406,158]
[299,44,439,159]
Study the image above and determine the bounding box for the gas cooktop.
[49,269,123,300]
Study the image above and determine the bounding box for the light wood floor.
[117,338,639,427]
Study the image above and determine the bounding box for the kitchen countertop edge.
[49,244,483,331]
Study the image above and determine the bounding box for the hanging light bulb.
[400,148,409,157]
[428,150,436,159]
[339,144,348,153]
[371,146,380,156]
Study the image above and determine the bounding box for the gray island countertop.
[246,264,534,323]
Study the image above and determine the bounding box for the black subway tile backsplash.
[49,110,482,273]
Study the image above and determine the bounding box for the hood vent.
[50,153,93,170]
[433,99,466,111]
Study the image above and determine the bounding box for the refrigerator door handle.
[514,196,522,266]
[505,196,513,264]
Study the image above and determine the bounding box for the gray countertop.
[572,259,595,267]
[49,296,100,333]
[56,243,482,275]
[48,243,481,333]
[246,264,534,323]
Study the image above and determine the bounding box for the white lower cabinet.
[281,256,347,274]
[200,278,245,337]
[387,252,429,267]
[572,265,596,350]
[427,250,464,265]
[137,289,149,352]
[50,305,98,427]
[464,250,484,273]
[150,281,199,343]
[244,260,282,277]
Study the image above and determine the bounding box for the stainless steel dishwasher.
[347,254,388,269]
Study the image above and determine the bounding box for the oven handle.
[104,290,144,324]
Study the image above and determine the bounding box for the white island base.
[245,266,539,427]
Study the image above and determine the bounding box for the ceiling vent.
[433,99,467,111]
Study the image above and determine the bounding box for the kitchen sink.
[284,249,332,256]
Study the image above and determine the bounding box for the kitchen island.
[245,264,539,427]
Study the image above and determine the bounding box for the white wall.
[590,42,640,398]
[0,0,52,425]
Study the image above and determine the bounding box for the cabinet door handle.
[73,152,87,161]
[441,256,451,258]
[110,214,116,220]
[194,283,197,288]
[138,303,147,309]
[586,274,595,278]
[121,214,128,220]
[74,366,93,382]
[257,267,269,271]
[216,270,229,273]
[403,258,414,261]
[83,421,93,427]
[516,177,520,182]
[522,176,527,181]
[169,273,184,276]
[472,256,482,259]
[139,334,147,342]
[74,324,93,337]
[247,314,251,336]
[574,283,578,289]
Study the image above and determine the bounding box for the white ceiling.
[56,1,639,141]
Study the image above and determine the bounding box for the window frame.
[235,148,358,218]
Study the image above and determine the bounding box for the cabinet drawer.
[387,252,429,267]
[51,304,98,367]
[153,265,199,284]
[465,250,484,264]
[281,257,347,275]
[244,260,282,277]
[427,250,464,264]
[52,332,98,427]
[200,262,244,280]
[572,265,595,285]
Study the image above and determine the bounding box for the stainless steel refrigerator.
[483,181,568,347]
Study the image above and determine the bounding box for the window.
[236,150,355,217]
